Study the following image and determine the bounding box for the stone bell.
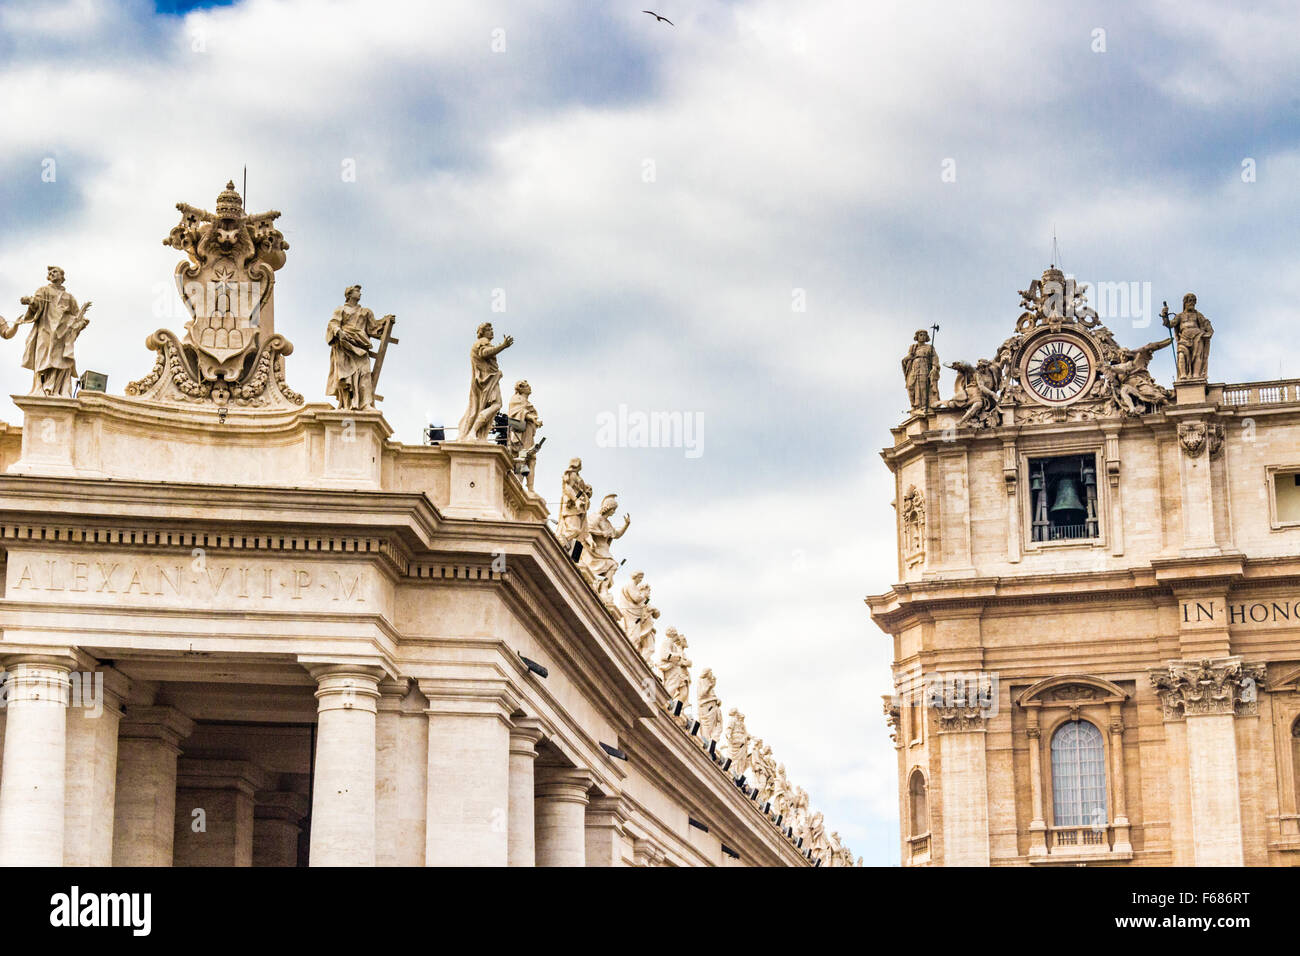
[1049,475,1086,522]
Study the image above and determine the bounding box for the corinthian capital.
[932,704,989,733]
[1149,657,1265,720]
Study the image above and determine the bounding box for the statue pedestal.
[1175,378,1208,406]
[6,395,92,478]
[440,440,517,521]
[315,409,390,490]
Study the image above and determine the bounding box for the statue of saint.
[656,627,691,702]
[506,380,544,492]
[1,266,92,397]
[791,787,810,842]
[580,493,631,599]
[901,329,940,414]
[456,322,514,441]
[750,739,773,801]
[617,570,659,662]
[771,764,791,820]
[696,667,723,743]
[1161,293,1213,381]
[725,708,750,778]
[325,285,392,410]
[807,811,828,858]
[557,458,592,554]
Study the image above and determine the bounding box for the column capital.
[535,767,595,804]
[418,677,521,727]
[932,704,988,733]
[177,758,269,798]
[509,716,547,756]
[586,794,630,829]
[308,663,385,716]
[254,790,310,824]
[1150,656,1266,721]
[118,705,195,752]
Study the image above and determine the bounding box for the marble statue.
[771,764,791,820]
[1161,293,1213,381]
[657,627,691,702]
[696,668,723,742]
[325,285,394,410]
[901,329,940,414]
[725,708,750,778]
[557,458,592,554]
[128,181,301,407]
[752,741,776,804]
[791,786,810,841]
[1101,339,1173,415]
[506,380,544,492]
[579,493,631,599]
[617,570,660,662]
[942,358,1002,427]
[1,266,91,397]
[456,322,514,441]
[827,831,848,866]
[807,811,828,859]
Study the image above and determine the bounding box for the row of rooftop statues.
[1,181,856,867]
[901,268,1215,426]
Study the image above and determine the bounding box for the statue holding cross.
[325,284,397,410]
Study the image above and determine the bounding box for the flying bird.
[643,10,674,26]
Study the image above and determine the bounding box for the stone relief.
[941,358,1002,428]
[128,181,301,408]
[1,266,91,397]
[325,285,395,410]
[456,322,514,441]
[1099,339,1173,416]
[1161,293,1213,381]
[1178,421,1209,458]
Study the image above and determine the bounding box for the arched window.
[909,770,928,837]
[1050,720,1107,827]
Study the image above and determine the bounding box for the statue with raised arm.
[457,322,513,441]
[725,708,750,779]
[1161,293,1213,381]
[507,380,544,492]
[901,329,941,415]
[1101,339,1173,415]
[617,570,660,662]
[557,458,592,554]
[3,266,91,397]
[696,667,723,743]
[657,627,692,703]
[326,285,393,410]
[580,493,631,599]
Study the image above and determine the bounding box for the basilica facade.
[0,182,843,868]
[872,267,1300,866]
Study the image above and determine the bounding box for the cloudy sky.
[2,0,1298,865]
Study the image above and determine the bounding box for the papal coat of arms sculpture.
[126,181,304,407]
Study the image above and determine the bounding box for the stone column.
[585,795,629,867]
[507,718,545,867]
[0,656,75,865]
[375,679,428,867]
[1107,702,1132,854]
[308,664,384,866]
[64,667,129,866]
[534,767,594,867]
[420,679,518,866]
[112,706,195,866]
[935,707,990,866]
[253,791,310,868]
[173,759,267,867]
[1024,708,1047,858]
[1151,657,1262,866]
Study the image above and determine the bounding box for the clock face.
[1021,334,1095,406]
